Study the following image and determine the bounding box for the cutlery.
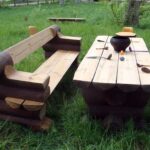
[86,54,112,60]
[141,67,150,73]
[136,63,150,67]
[96,47,108,50]
[97,39,105,42]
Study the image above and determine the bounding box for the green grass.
[0,2,150,150]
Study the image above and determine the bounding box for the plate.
[116,32,136,37]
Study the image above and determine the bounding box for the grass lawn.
[0,2,150,150]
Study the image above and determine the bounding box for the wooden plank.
[0,100,45,120]
[5,97,24,109]
[0,113,52,131]
[130,38,150,92]
[5,27,56,64]
[5,65,50,90]
[117,51,140,92]
[130,38,148,52]
[73,36,108,87]
[23,100,44,111]
[35,50,79,94]
[134,52,150,92]
[93,37,118,90]
[0,84,50,102]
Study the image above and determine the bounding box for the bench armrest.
[42,33,81,58]
[4,65,50,90]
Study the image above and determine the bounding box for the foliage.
[0,0,12,7]
[0,2,150,149]
[139,3,150,28]
[109,0,127,25]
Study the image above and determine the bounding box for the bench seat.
[35,50,79,94]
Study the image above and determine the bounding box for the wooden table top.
[73,36,150,92]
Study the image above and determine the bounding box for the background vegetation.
[0,2,150,149]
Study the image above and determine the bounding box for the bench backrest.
[5,26,57,64]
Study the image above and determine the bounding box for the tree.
[75,0,81,3]
[59,0,64,5]
[124,0,142,26]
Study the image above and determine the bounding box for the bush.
[139,3,150,28]
[109,0,127,25]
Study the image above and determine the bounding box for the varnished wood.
[35,50,79,93]
[5,26,57,64]
[0,84,50,102]
[74,35,149,129]
[73,36,108,88]
[130,38,148,52]
[135,52,150,92]
[93,37,118,90]
[74,36,149,92]
[117,51,140,92]
[23,100,44,111]
[5,97,24,109]
[131,38,150,92]
[5,65,50,90]
[0,100,45,120]
[0,25,81,130]
[0,113,52,131]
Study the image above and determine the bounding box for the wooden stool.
[28,26,38,36]
[122,27,133,33]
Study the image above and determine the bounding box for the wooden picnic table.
[73,35,150,129]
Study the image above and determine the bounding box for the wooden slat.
[117,51,140,92]
[135,52,150,92]
[130,38,148,52]
[35,50,79,94]
[73,36,108,87]
[5,65,50,90]
[93,37,118,90]
[5,27,56,64]
[130,38,150,92]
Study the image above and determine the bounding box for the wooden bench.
[0,25,81,131]
[49,18,86,22]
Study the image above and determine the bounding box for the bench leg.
[44,50,55,59]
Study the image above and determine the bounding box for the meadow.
[0,2,150,149]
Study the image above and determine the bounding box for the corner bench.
[0,25,81,131]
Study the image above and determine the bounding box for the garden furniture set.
[0,25,150,131]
